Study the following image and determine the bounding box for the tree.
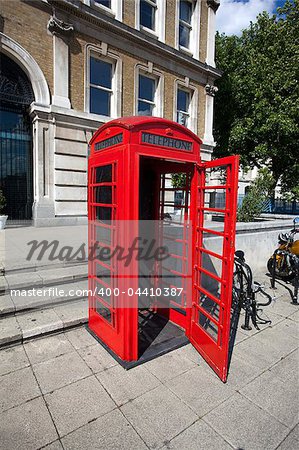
[237,168,273,222]
[214,0,299,199]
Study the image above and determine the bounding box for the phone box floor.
[87,310,189,369]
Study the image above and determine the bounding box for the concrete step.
[3,259,88,276]
[0,297,88,348]
[0,279,88,317]
[1,263,87,293]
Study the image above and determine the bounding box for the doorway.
[0,53,34,222]
[137,156,193,360]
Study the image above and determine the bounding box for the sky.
[216,0,287,35]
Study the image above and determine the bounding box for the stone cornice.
[27,0,221,82]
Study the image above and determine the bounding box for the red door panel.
[88,149,138,361]
[187,155,239,382]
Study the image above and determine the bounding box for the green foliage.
[237,168,274,222]
[171,173,186,188]
[0,190,6,214]
[214,0,299,197]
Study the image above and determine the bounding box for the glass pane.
[95,186,112,204]
[95,165,112,183]
[96,244,112,267]
[140,0,155,30]
[96,206,112,222]
[90,57,112,88]
[201,251,223,280]
[180,0,192,23]
[95,0,111,7]
[96,263,111,283]
[95,226,111,245]
[199,293,220,321]
[198,311,218,342]
[177,89,189,112]
[139,75,155,101]
[90,88,111,116]
[138,101,154,116]
[96,301,112,323]
[177,111,188,126]
[179,24,190,48]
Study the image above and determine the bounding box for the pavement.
[0,274,298,450]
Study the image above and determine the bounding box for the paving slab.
[45,375,116,437]
[32,351,92,394]
[0,344,29,376]
[0,315,22,345]
[0,293,15,314]
[16,308,63,339]
[269,317,299,345]
[175,343,210,365]
[62,409,148,450]
[233,327,294,371]
[254,319,298,354]
[42,441,64,450]
[269,348,298,384]
[24,333,74,365]
[96,364,161,406]
[240,369,299,429]
[120,384,198,449]
[65,326,97,349]
[166,364,235,417]
[268,297,299,318]
[204,392,290,450]
[161,419,233,450]
[277,424,298,450]
[0,397,58,450]
[145,346,197,382]
[77,343,117,373]
[53,299,87,328]
[0,366,41,413]
[226,351,265,388]
[289,309,299,322]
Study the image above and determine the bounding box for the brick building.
[0,0,220,226]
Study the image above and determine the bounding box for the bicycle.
[233,250,273,330]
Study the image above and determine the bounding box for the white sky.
[216,0,276,35]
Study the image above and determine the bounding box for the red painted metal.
[187,155,239,382]
[88,116,239,381]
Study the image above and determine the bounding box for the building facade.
[0,0,221,226]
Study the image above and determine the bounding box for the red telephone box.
[88,117,239,382]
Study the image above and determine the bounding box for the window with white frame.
[88,0,122,21]
[174,82,198,132]
[136,68,163,116]
[89,56,113,116]
[176,88,190,126]
[136,0,166,42]
[86,48,121,118]
[176,0,200,58]
[138,74,156,115]
[94,0,111,8]
[179,0,193,49]
[140,0,157,31]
